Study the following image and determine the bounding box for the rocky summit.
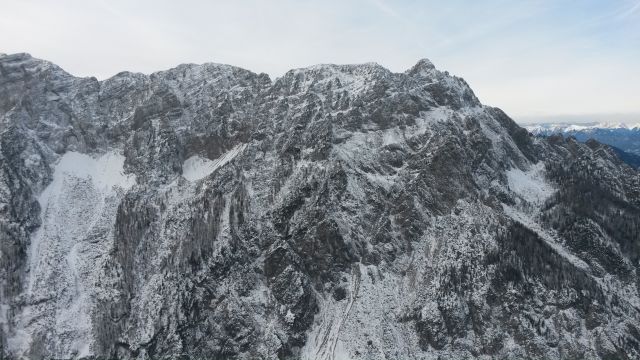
[0,53,639,359]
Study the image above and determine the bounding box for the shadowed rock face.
[0,53,639,359]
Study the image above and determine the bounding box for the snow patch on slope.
[39,151,136,206]
[8,151,135,358]
[506,162,554,205]
[182,143,247,181]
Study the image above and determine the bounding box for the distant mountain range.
[525,122,640,168]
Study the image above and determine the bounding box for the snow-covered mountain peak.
[406,58,436,76]
[523,120,640,166]
[525,121,640,133]
[1,53,639,360]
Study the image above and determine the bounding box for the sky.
[1,0,639,123]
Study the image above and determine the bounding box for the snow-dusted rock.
[0,53,639,359]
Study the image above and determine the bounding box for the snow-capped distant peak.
[525,121,640,133]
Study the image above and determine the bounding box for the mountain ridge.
[0,53,452,87]
[0,53,639,359]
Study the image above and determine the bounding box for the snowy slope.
[8,151,135,358]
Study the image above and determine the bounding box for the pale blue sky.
[1,0,639,122]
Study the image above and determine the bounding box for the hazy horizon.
[2,0,639,123]
[517,112,640,125]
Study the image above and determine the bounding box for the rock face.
[0,53,639,359]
